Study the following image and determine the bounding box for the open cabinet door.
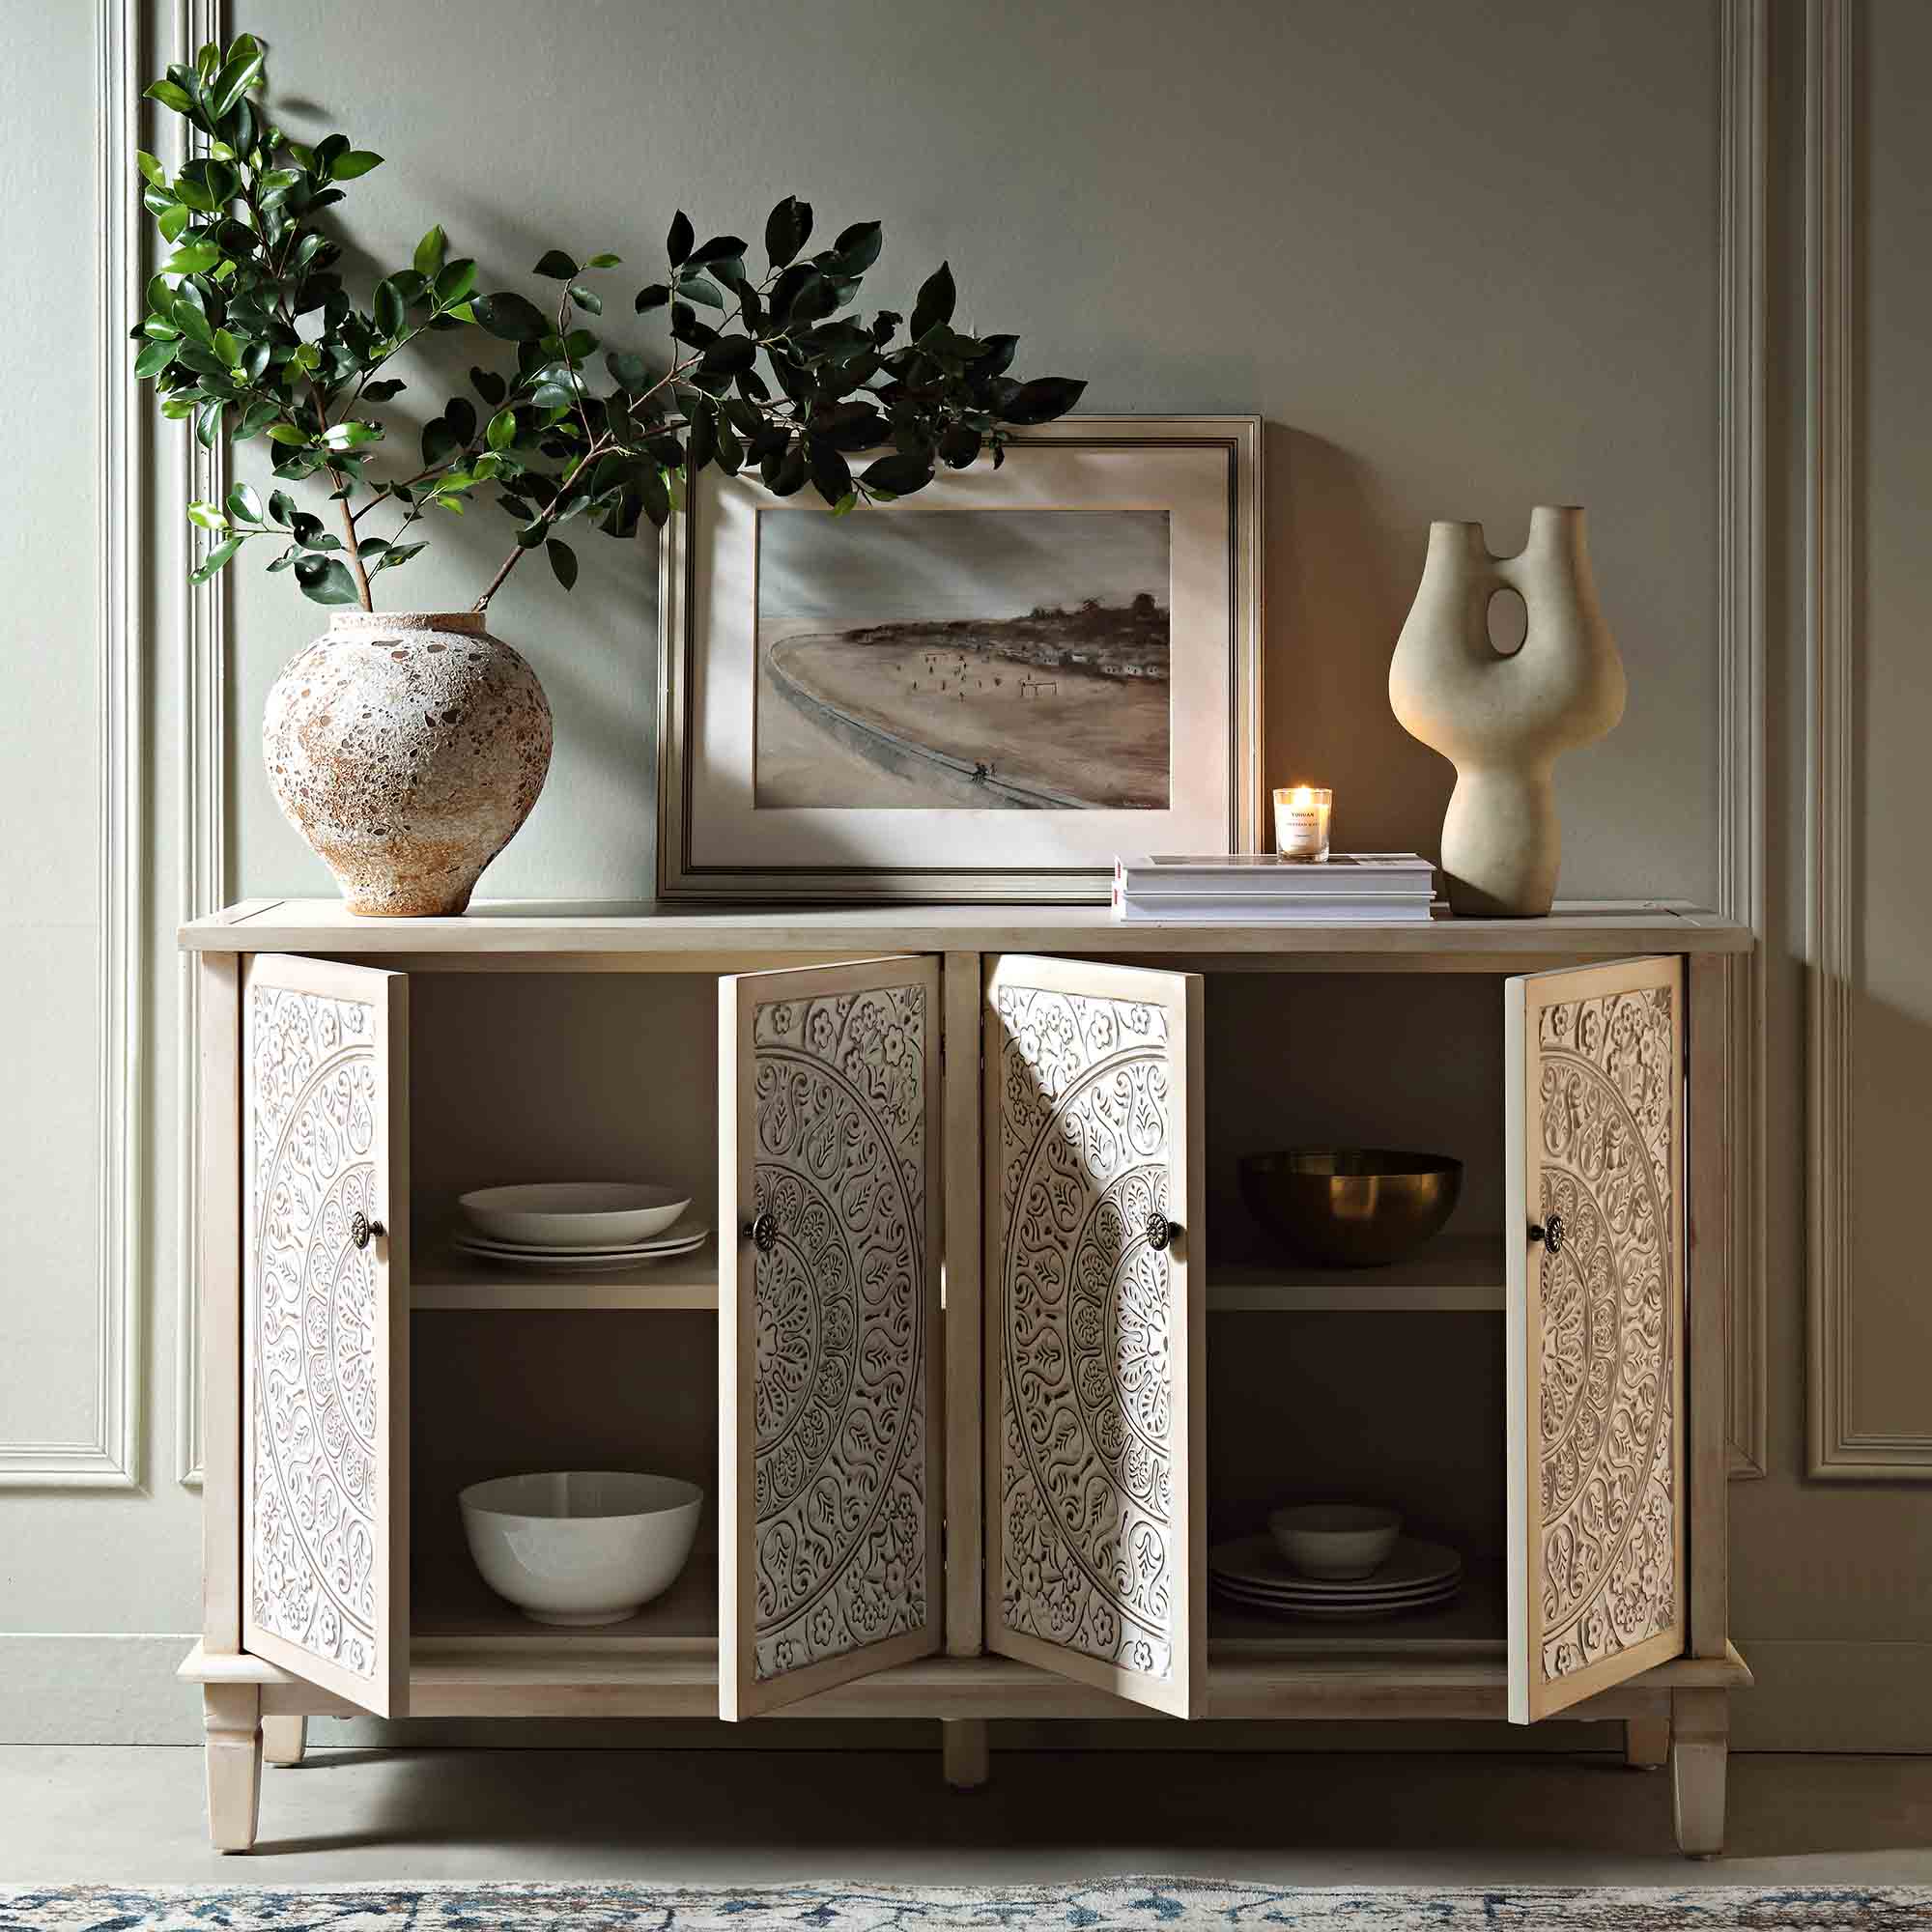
[1505,955,1685,1723]
[242,954,409,1718]
[983,954,1206,1718]
[718,956,943,1719]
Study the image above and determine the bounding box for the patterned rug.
[3,1881,1929,1931]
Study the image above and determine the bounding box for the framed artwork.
[656,415,1264,903]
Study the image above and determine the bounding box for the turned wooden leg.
[1670,1687,1728,1858]
[203,1684,263,1853]
[941,1718,989,1790]
[1625,1715,1670,1770]
[262,1715,307,1767]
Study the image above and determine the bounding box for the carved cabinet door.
[1505,955,1685,1723]
[982,954,1206,1718]
[718,955,943,1719]
[242,954,410,1718]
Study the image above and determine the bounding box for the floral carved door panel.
[983,954,1206,1719]
[718,955,943,1719]
[1505,955,1685,1724]
[242,955,410,1718]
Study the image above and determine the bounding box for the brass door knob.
[1529,1211,1565,1257]
[1144,1209,1179,1253]
[743,1210,779,1254]
[350,1211,385,1251]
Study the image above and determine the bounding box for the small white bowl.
[1267,1503,1403,1580]
[459,1470,703,1626]
[458,1182,692,1248]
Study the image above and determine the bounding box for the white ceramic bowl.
[459,1470,703,1626]
[458,1182,692,1248]
[1267,1503,1403,1580]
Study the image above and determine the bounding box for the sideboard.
[177,897,1752,1856]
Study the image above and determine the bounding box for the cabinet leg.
[262,1715,307,1767]
[1625,1715,1670,1770]
[942,1717,990,1791]
[1670,1688,1728,1859]
[203,1684,262,1853]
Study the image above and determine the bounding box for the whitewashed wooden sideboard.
[178,898,1752,1855]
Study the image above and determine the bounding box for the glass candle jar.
[1273,784,1333,862]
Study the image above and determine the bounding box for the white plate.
[1213,1584,1462,1621]
[459,1182,693,1247]
[450,1233,709,1271]
[1212,1571,1463,1607]
[451,1220,710,1259]
[1209,1533,1462,1598]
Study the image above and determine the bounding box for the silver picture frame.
[656,414,1264,904]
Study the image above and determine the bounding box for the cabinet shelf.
[412,1236,720,1310]
[411,1235,1504,1314]
[1206,1234,1504,1312]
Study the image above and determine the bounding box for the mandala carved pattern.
[997,984,1176,1680]
[1534,981,1678,1689]
[245,983,383,1681]
[749,983,927,1681]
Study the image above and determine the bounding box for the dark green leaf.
[568,284,602,315]
[156,203,190,242]
[686,400,716,470]
[677,271,724,309]
[135,149,166,187]
[996,375,1086,425]
[329,150,384,180]
[373,275,407,337]
[376,540,426,571]
[690,234,747,267]
[486,408,517,452]
[533,248,578,280]
[472,291,551,341]
[938,423,982,468]
[413,224,447,277]
[546,538,578,590]
[826,220,882,275]
[700,335,755,377]
[634,282,670,314]
[322,419,383,450]
[190,534,243,583]
[910,261,955,342]
[639,463,671,526]
[435,258,477,306]
[268,489,297,525]
[294,554,361,604]
[764,194,811,269]
[584,251,622,269]
[445,396,477,443]
[714,417,744,476]
[225,482,263,523]
[807,438,852,506]
[194,399,225,449]
[862,449,933,495]
[133,338,176,379]
[209,46,264,120]
[164,241,221,275]
[667,210,694,267]
[605,351,649,392]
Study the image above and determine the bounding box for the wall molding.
[174,0,229,1491]
[1719,0,1769,1480]
[0,0,144,1489]
[1802,0,1925,1478]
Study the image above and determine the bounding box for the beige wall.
[3,0,1927,1753]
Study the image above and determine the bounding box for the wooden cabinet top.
[181,896,1752,962]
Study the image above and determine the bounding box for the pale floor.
[4,1746,1932,1887]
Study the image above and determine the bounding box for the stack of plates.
[453,1182,707,1271]
[1208,1533,1463,1620]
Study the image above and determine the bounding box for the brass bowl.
[1238,1149,1463,1269]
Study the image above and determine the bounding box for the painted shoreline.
[765,635,1097,811]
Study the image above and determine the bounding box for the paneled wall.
[1,0,1926,1752]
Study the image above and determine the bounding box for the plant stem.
[336,488,374,609]
[473,540,526,612]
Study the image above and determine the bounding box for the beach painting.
[753,508,1171,810]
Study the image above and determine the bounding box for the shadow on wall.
[1267,422,1453,861]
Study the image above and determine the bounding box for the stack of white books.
[1111,853,1439,923]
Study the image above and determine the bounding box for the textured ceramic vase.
[264,611,553,917]
[1388,506,1625,918]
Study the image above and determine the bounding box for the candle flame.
[1291,784,1313,808]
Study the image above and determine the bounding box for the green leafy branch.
[135,36,1087,612]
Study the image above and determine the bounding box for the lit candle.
[1273,783,1333,861]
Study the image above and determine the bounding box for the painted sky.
[756,508,1170,627]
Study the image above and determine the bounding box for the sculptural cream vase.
[1388,506,1625,918]
[264,611,554,917]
